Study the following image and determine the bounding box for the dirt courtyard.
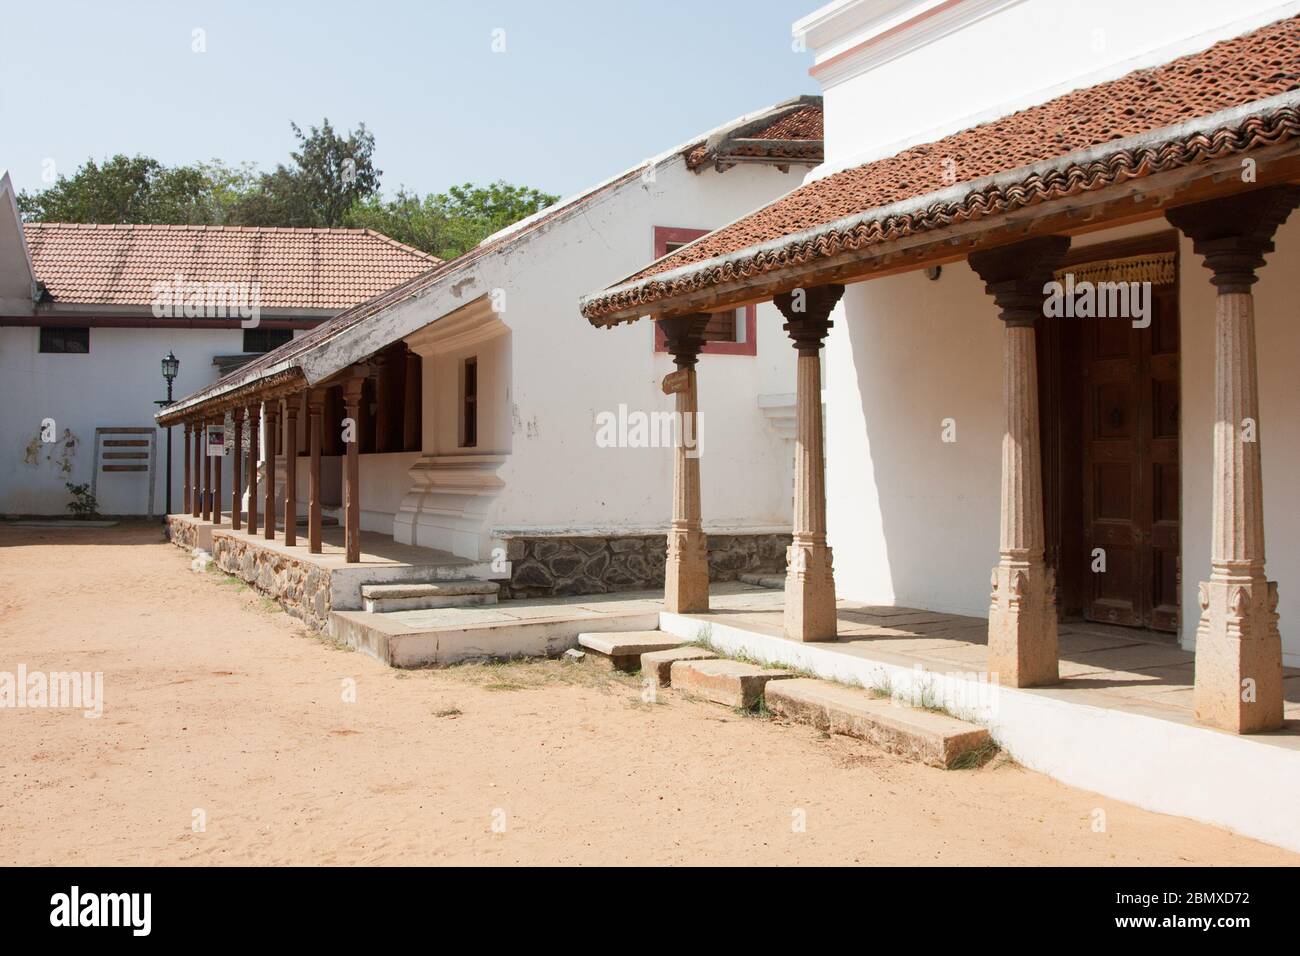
[0,524,1293,866]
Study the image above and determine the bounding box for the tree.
[18,155,217,224]
[346,181,557,260]
[17,121,557,259]
[230,119,380,228]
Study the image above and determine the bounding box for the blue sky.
[1,0,818,201]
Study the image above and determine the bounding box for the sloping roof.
[23,223,439,311]
[684,98,824,170]
[582,14,1300,324]
[159,95,823,423]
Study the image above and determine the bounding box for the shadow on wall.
[834,265,1002,617]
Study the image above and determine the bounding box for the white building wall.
[491,160,803,537]
[397,158,808,557]
[0,326,251,516]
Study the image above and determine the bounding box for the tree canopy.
[17,119,558,260]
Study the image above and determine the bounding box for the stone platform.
[167,512,500,630]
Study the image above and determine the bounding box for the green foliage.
[64,482,98,520]
[228,119,381,228]
[18,155,231,224]
[345,181,558,260]
[18,119,555,258]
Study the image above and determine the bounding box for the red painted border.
[651,226,757,356]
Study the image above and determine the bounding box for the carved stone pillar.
[231,407,244,531]
[307,389,325,554]
[657,314,710,613]
[263,401,278,541]
[246,404,259,535]
[969,236,1070,687]
[1167,186,1300,733]
[774,284,844,642]
[342,375,365,563]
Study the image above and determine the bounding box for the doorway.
[1041,233,1181,633]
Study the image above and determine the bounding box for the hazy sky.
[2,0,819,201]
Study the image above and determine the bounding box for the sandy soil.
[0,524,1293,866]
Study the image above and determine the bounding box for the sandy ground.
[0,524,1294,866]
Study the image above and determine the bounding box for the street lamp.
[156,351,180,516]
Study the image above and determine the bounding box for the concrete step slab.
[670,658,795,709]
[764,678,992,769]
[641,646,719,687]
[362,581,500,613]
[578,630,685,671]
[362,581,498,599]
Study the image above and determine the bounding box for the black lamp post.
[156,350,180,515]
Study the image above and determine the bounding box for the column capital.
[1166,185,1300,293]
[231,406,245,423]
[306,387,327,411]
[657,314,710,368]
[968,235,1071,326]
[775,283,844,355]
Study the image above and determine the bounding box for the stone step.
[577,630,685,671]
[362,581,499,613]
[670,658,796,709]
[739,573,786,590]
[764,678,992,769]
[641,646,719,687]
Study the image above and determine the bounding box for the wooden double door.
[1041,240,1180,633]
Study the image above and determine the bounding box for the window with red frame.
[651,226,756,356]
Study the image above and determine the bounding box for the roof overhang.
[581,91,1300,325]
[0,171,37,315]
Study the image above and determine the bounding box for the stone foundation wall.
[209,533,334,631]
[167,515,198,550]
[502,532,790,600]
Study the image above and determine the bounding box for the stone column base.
[988,558,1059,687]
[665,527,709,613]
[784,539,837,642]
[1193,574,1283,733]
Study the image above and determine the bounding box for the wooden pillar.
[1167,186,1300,733]
[201,424,212,522]
[969,236,1071,688]
[342,375,365,563]
[373,354,393,453]
[231,408,244,530]
[656,315,710,613]
[212,420,222,524]
[191,420,202,518]
[246,403,259,535]
[403,348,421,452]
[308,389,325,554]
[263,400,278,541]
[774,284,844,642]
[284,399,299,547]
[182,423,192,515]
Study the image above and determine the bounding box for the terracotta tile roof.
[583,14,1300,324]
[684,98,823,170]
[23,223,439,311]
